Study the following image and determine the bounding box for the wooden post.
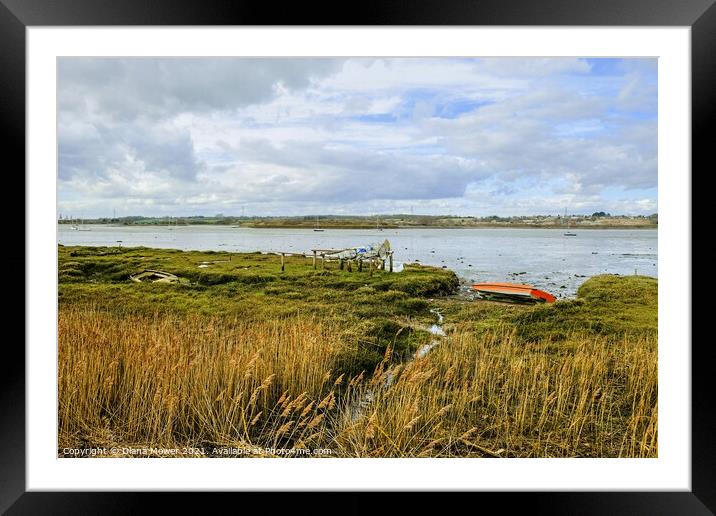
[322,255,325,270]
[369,259,373,276]
[281,253,285,272]
[389,253,393,272]
[339,259,344,270]
[381,259,385,270]
[313,251,317,269]
[347,260,352,272]
[358,259,363,272]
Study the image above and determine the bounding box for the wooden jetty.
[271,240,395,274]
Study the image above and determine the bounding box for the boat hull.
[471,282,556,304]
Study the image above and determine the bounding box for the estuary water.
[58,225,657,299]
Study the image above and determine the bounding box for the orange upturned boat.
[471,282,556,304]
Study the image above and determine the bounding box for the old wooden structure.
[272,240,394,274]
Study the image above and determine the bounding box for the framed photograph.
[5,0,709,512]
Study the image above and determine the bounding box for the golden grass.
[59,306,657,458]
[59,305,340,456]
[333,327,657,457]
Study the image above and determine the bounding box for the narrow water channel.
[349,307,447,421]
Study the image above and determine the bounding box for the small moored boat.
[472,282,556,304]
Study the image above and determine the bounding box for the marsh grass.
[59,306,342,455]
[333,328,657,457]
[57,246,657,458]
[58,246,454,376]
[59,308,657,458]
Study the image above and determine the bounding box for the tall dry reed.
[333,327,657,458]
[59,305,340,454]
[59,307,657,457]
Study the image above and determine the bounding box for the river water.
[58,225,657,299]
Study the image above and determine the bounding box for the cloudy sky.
[58,57,657,218]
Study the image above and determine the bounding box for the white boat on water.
[77,217,91,231]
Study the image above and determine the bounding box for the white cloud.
[58,57,658,217]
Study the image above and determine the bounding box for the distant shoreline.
[58,213,658,231]
[238,224,657,230]
[59,223,657,230]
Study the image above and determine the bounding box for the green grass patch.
[513,274,657,342]
[59,245,458,375]
[434,274,657,345]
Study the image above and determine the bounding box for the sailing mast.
[563,208,576,236]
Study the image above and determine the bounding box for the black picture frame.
[3,0,708,513]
